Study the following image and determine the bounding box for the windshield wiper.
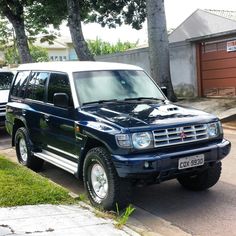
[124,97,165,102]
[82,99,118,106]
[82,97,165,106]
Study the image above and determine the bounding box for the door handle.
[44,114,50,122]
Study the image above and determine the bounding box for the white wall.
[0,50,5,63]
[169,41,197,96]
[96,42,197,97]
[47,49,68,61]
[96,47,150,74]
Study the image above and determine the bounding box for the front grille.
[0,103,6,114]
[153,124,208,147]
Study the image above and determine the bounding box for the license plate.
[178,154,204,170]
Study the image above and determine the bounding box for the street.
[1,128,236,236]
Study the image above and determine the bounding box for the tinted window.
[26,72,49,101]
[11,71,30,98]
[73,70,164,105]
[47,73,73,106]
[0,72,14,90]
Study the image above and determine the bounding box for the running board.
[34,150,78,174]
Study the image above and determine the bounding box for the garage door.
[200,40,236,97]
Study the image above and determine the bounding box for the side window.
[0,72,14,90]
[47,73,73,106]
[11,71,30,98]
[26,72,49,101]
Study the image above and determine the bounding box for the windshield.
[0,72,14,90]
[73,70,165,105]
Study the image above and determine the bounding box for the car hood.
[83,102,217,129]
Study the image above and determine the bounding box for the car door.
[42,72,77,161]
[24,71,50,145]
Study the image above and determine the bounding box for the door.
[43,72,77,161]
[200,40,236,97]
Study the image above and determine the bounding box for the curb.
[220,114,236,124]
[222,124,236,131]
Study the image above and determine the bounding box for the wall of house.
[96,42,197,97]
[169,41,197,97]
[0,51,5,65]
[47,49,68,61]
[96,47,151,74]
[67,43,78,60]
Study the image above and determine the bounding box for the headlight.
[116,134,132,148]
[207,122,218,138]
[132,132,152,149]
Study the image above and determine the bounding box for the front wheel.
[177,162,222,191]
[15,127,44,171]
[83,147,132,210]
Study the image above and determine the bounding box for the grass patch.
[93,204,135,229]
[115,204,135,229]
[0,155,76,207]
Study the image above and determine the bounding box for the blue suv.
[5,62,231,210]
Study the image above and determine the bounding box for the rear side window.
[0,72,14,90]
[26,72,49,101]
[47,73,73,106]
[11,71,30,98]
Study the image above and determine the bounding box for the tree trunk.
[146,0,177,102]
[12,20,32,63]
[67,0,94,61]
[2,3,32,63]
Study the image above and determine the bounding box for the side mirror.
[53,93,69,108]
[161,86,168,97]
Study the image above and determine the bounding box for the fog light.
[144,161,149,168]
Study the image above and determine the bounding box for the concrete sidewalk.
[0,204,139,236]
[175,98,236,121]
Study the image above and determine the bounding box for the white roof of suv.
[17,61,143,73]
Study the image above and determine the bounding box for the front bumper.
[112,139,231,180]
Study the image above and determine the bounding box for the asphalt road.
[0,128,11,150]
[1,128,236,236]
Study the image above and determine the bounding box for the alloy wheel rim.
[19,138,28,162]
[91,163,108,199]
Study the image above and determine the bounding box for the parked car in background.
[5,62,231,210]
[0,69,14,127]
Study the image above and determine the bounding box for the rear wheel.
[15,127,44,171]
[177,162,222,191]
[83,147,132,210]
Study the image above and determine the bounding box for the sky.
[60,0,236,44]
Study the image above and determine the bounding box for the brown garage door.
[200,40,236,97]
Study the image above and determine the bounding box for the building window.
[50,56,54,61]
[202,41,227,53]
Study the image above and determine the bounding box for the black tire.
[15,127,44,172]
[177,162,222,191]
[83,147,132,210]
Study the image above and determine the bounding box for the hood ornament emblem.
[180,130,187,139]
[177,127,187,140]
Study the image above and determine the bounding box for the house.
[34,37,78,61]
[0,51,5,67]
[96,9,236,97]
[169,9,236,97]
